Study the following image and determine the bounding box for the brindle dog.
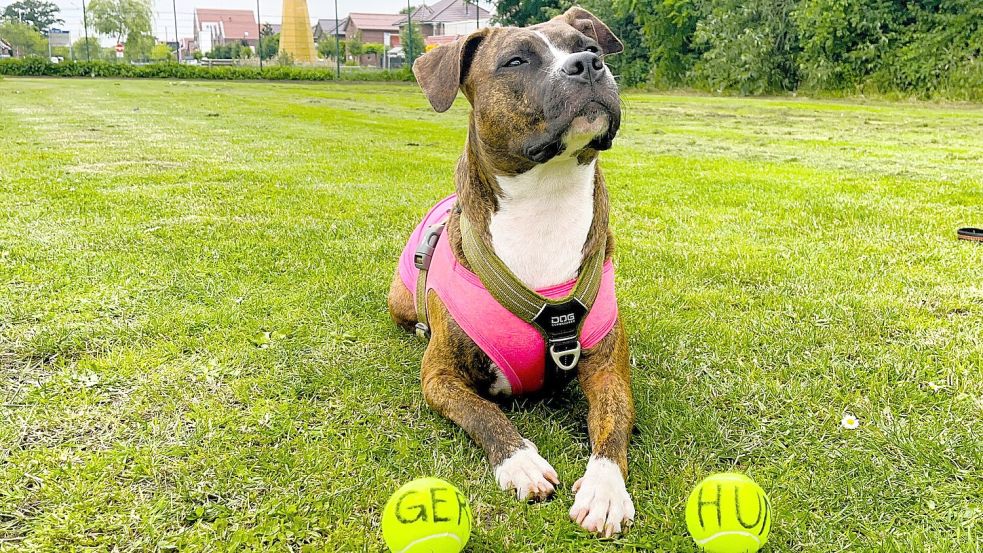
[388,7,635,537]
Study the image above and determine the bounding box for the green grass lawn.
[1,77,980,552]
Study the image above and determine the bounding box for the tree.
[617,0,701,86]
[399,20,424,64]
[259,23,279,60]
[150,43,174,61]
[124,30,153,61]
[363,42,385,56]
[207,41,253,60]
[317,37,343,60]
[578,0,651,87]
[1,0,63,32]
[0,20,46,57]
[347,30,364,58]
[72,36,102,60]
[494,0,566,26]
[88,0,151,46]
[794,0,903,91]
[692,0,800,94]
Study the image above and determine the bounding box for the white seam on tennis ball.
[695,530,762,546]
[396,532,462,553]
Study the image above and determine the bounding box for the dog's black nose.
[561,52,605,83]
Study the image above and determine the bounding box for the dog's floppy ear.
[413,28,490,113]
[562,7,624,56]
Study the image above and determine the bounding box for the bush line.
[0,59,416,82]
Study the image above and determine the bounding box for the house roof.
[409,0,490,24]
[195,9,258,40]
[315,17,348,35]
[346,13,405,32]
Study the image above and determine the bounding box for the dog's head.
[413,7,623,174]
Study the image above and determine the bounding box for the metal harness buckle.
[548,336,582,371]
[414,323,431,340]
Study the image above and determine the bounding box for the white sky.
[31,0,418,45]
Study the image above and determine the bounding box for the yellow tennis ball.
[382,477,472,553]
[685,472,772,553]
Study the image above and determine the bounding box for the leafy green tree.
[494,0,565,26]
[692,0,800,94]
[207,41,253,60]
[794,0,903,91]
[399,20,424,64]
[317,37,343,59]
[0,20,46,56]
[72,36,102,60]
[88,0,151,46]
[618,0,701,86]
[150,43,173,61]
[1,0,63,32]
[363,42,385,56]
[347,30,364,57]
[124,30,153,61]
[259,23,279,60]
[872,0,983,96]
[578,0,650,86]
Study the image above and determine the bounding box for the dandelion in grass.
[841,413,860,430]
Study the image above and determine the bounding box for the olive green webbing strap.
[413,222,447,339]
[415,268,429,333]
[459,215,605,321]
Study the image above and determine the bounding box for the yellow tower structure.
[279,0,316,63]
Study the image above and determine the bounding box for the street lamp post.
[256,0,263,68]
[406,0,413,67]
[172,0,180,62]
[81,0,90,62]
[334,0,341,78]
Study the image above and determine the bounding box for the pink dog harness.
[399,195,618,395]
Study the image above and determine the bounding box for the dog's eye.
[503,57,527,68]
[585,45,600,54]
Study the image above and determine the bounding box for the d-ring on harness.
[455,214,606,386]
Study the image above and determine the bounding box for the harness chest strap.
[458,214,606,375]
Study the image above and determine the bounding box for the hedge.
[0,58,415,82]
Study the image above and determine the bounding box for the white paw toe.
[569,456,634,537]
[493,439,559,501]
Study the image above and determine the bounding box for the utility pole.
[334,0,340,78]
[406,0,412,67]
[172,0,180,62]
[81,0,90,62]
[256,0,263,68]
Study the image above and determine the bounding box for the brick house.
[314,13,404,68]
[194,9,259,55]
[403,0,490,39]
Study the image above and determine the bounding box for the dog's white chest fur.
[490,158,596,290]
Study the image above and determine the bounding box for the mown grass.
[0,78,980,552]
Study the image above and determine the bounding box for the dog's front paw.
[493,439,559,501]
[569,456,634,537]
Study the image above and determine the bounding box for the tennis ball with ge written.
[382,477,472,553]
[686,472,772,553]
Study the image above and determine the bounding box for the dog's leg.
[569,320,635,537]
[422,297,559,501]
[387,270,418,332]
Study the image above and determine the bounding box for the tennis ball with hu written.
[382,477,472,553]
[686,472,772,553]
